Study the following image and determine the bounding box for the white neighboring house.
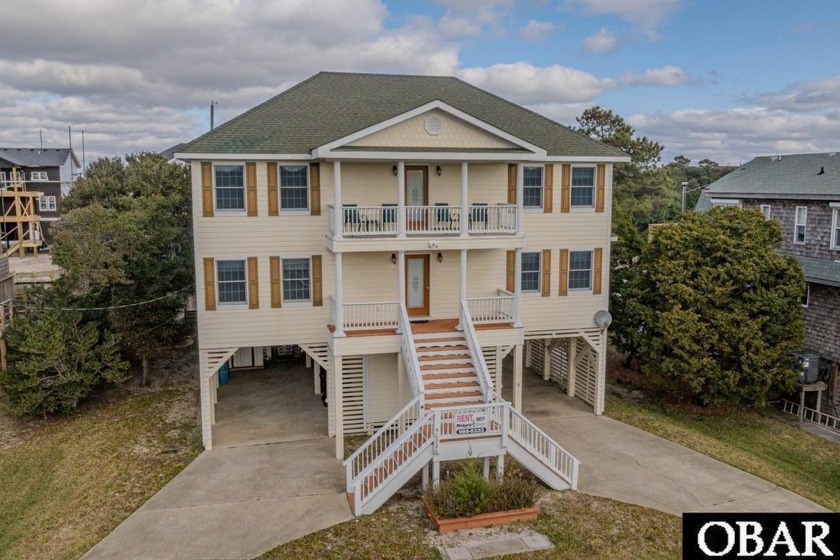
[177,72,629,514]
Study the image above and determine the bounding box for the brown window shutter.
[201,162,214,217]
[246,162,257,217]
[203,258,216,310]
[561,164,571,213]
[270,256,281,308]
[506,250,515,292]
[558,249,569,296]
[311,255,323,307]
[595,164,606,213]
[247,257,259,309]
[267,162,278,216]
[541,249,551,297]
[310,163,321,216]
[543,164,553,213]
[507,164,517,204]
[593,248,603,295]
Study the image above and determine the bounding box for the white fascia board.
[175,153,312,161]
[314,150,545,162]
[545,156,630,163]
[315,100,547,157]
[829,202,840,208]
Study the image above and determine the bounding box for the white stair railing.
[465,289,515,324]
[398,303,425,405]
[459,300,496,402]
[507,403,579,490]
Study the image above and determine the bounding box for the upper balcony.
[328,204,517,236]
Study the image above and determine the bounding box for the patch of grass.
[605,388,840,511]
[0,357,202,559]
[263,491,681,560]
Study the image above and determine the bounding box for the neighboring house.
[160,142,188,165]
[698,153,840,396]
[177,72,628,512]
[0,147,80,246]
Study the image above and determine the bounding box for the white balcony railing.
[465,289,515,325]
[327,204,518,238]
[330,297,399,331]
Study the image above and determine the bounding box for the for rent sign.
[454,412,488,435]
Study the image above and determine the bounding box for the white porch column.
[513,248,523,328]
[333,160,342,239]
[334,355,344,460]
[513,343,523,410]
[460,162,469,237]
[515,163,524,236]
[397,161,406,238]
[457,248,467,330]
[334,252,345,337]
[200,365,213,450]
[397,250,406,308]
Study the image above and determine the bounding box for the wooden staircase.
[414,329,486,410]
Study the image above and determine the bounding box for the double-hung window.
[831,208,840,250]
[522,167,543,208]
[794,206,807,244]
[802,282,810,308]
[279,165,309,210]
[30,171,48,181]
[282,258,311,302]
[38,195,56,212]
[521,252,541,293]
[569,251,593,290]
[217,260,247,304]
[214,165,245,211]
[760,204,771,219]
[571,167,595,208]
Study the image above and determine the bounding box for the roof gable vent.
[424,115,443,136]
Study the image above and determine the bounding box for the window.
[521,252,541,293]
[522,167,543,208]
[831,208,840,250]
[214,165,245,211]
[569,251,593,290]
[802,282,810,308]
[571,167,595,207]
[38,195,56,212]
[217,260,247,304]
[279,165,309,210]
[760,204,771,219]
[794,206,807,244]
[0,172,6,186]
[30,171,48,181]
[282,258,311,302]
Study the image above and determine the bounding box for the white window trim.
[281,256,313,305]
[278,163,311,213]
[215,258,248,307]
[710,198,741,207]
[760,204,771,219]
[30,171,48,181]
[213,162,247,215]
[802,282,810,308]
[522,166,544,210]
[38,195,57,212]
[521,251,542,295]
[0,172,6,185]
[794,205,807,245]
[570,164,596,210]
[831,208,840,250]
[568,249,594,293]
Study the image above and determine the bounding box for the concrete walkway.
[83,437,352,559]
[508,368,828,515]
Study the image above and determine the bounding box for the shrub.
[424,460,540,519]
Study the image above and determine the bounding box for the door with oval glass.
[405,254,430,317]
[405,166,428,231]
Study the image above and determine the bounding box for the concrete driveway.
[508,367,828,515]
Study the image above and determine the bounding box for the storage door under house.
[363,353,401,429]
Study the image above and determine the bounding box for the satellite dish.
[594,310,612,329]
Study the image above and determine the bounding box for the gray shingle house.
[697,153,840,401]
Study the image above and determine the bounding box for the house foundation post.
[483,457,490,479]
[313,362,320,395]
[422,461,430,490]
[567,339,576,397]
[432,459,440,490]
[543,339,551,381]
[513,343,523,410]
[334,252,344,337]
[596,329,607,415]
[334,354,344,460]
[495,454,505,481]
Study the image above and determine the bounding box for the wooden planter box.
[423,498,539,533]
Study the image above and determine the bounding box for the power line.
[16,285,193,312]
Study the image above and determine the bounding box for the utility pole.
[680,182,689,213]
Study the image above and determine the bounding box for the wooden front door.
[405,166,428,231]
[405,254,430,317]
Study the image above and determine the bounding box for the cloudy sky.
[1,0,838,165]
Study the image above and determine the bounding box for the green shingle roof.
[182,72,627,159]
[796,255,840,287]
[704,153,840,199]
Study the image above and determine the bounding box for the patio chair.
[470,203,488,231]
[381,203,398,233]
[343,204,361,232]
[434,202,459,230]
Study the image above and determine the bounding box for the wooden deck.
[328,317,515,337]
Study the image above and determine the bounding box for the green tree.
[608,205,648,367]
[51,153,193,385]
[666,156,738,211]
[627,207,804,405]
[0,305,128,417]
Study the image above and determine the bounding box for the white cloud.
[459,62,611,104]
[620,65,693,87]
[521,19,559,43]
[581,26,621,53]
[745,76,840,112]
[566,0,683,34]
[434,0,513,36]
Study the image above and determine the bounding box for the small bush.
[424,460,540,519]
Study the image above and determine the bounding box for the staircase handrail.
[507,403,579,489]
[397,303,425,405]
[343,395,424,491]
[459,300,495,402]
